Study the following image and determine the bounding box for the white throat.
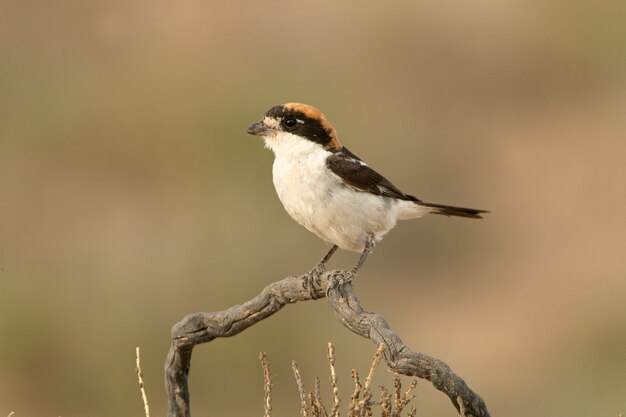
[262,131,326,160]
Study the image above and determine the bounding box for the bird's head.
[247,103,342,154]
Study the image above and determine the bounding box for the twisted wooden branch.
[164,270,490,417]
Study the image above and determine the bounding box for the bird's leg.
[327,234,375,295]
[318,244,339,268]
[304,245,339,298]
[351,235,375,276]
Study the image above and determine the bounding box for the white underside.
[263,132,430,252]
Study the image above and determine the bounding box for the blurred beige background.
[1,1,625,416]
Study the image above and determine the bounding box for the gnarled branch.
[164,270,490,417]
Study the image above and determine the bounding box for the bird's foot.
[325,236,373,296]
[304,245,339,299]
[303,263,326,299]
[325,269,355,297]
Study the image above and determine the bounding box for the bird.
[247,102,487,290]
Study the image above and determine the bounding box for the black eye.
[283,118,297,128]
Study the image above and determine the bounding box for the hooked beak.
[247,120,271,136]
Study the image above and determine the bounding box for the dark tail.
[419,201,488,219]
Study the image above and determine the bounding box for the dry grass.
[260,343,418,417]
[259,352,272,417]
[135,347,151,417]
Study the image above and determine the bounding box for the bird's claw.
[325,270,355,297]
[303,264,327,299]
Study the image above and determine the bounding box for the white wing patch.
[377,185,394,195]
[345,157,368,167]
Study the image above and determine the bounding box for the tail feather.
[419,201,488,219]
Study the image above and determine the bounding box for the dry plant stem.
[364,343,384,391]
[380,386,392,417]
[327,343,341,417]
[349,369,362,417]
[292,361,309,417]
[260,352,272,417]
[165,270,490,417]
[136,347,151,417]
[396,379,417,416]
[314,377,329,417]
[357,343,383,417]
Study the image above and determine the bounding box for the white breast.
[264,132,403,252]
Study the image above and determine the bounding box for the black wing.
[326,148,418,201]
[326,148,488,218]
